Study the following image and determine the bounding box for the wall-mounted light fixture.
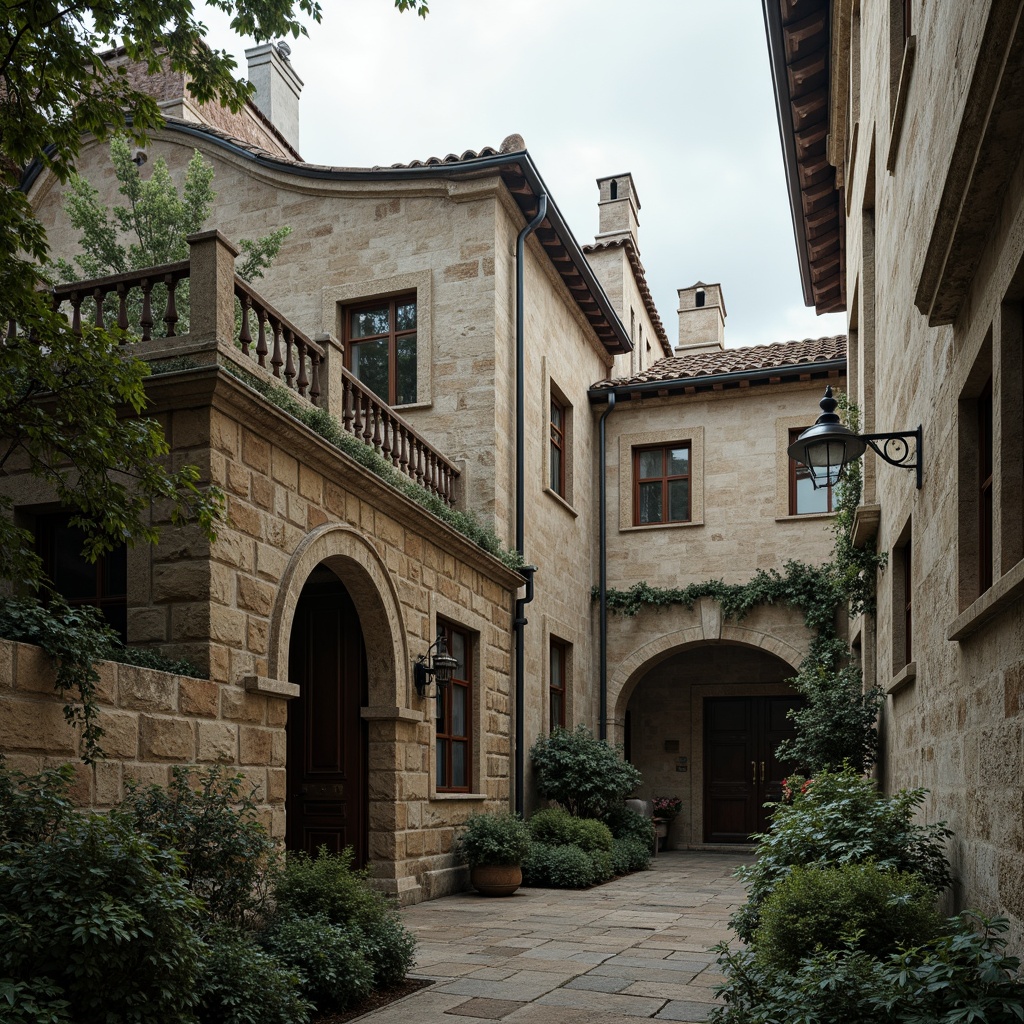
[787,386,923,490]
[414,631,458,699]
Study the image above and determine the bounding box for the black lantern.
[414,631,458,699]
[787,386,922,490]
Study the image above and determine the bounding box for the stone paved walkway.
[363,851,750,1024]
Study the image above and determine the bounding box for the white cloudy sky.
[199,0,846,350]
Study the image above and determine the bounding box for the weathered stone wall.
[841,0,1024,950]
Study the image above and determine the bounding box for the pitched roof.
[590,335,846,393]
[582,238,672,356]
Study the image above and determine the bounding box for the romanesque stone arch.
[268,523,409,707]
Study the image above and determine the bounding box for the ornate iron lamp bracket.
[861,426,923,489]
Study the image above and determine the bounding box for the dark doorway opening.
[286,566,368,864]
[703,695,804,843]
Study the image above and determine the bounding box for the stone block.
[251,472,274,511]
[0,640,13,690]
[0,697,76,755]
[209,606,246,647]
[197,721,238,763]
[140,715,195,761]
[270,729,286,766]
[179,677,220,718]
[248,616,270,656]
[228,496,264,540]
[13,643,57,694]
[242,430,270,474]
[124,763,171,790]
[210,409,239,457]
[237,575,275,616]
[266,696,289,728]
[152,561,211,603]
[267,767,287,803]
[226,459,250,497]
[93,760,124,806]
[239,726,273,765]
[221,685,266,723]
[101,710,140,759]
[271,448,298,488]
[126,607,169,645]
[118,665,178,712]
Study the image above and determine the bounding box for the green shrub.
[522,842,599,889]
[0,759,75,845]
[530,726,642,818]
[457,812,531,867]
[120,764,276,925]
[604,805,656,853]
[732,767,952,941]
[196,926,312,1024]
[261,914,373,1011]
[610,837,651,875]
[528,808,613,852]
[0,810,204,1024]
[359,913,418,988]
[273,847,386,929]
[754,863,943,969]
[0,978,72,1024]
[588,848,615,884]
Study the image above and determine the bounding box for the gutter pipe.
[597,392,617,741]
[513,192,547,818]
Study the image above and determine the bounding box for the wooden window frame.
[342,292,417,406]
[35,510,127,640]
[549,395,566,497]
[549,640,567,732]
[979,378,994,593]
[788,427,835,514]
[632,443,691,526]
[435,620,472,793]
[902,539,913,666]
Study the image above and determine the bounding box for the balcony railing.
[15,231,459,505]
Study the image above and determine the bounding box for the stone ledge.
[543,486,579,519]
[886,661,917,696]
[360,705,424,722]
[851,503,882,549]
[243,675,300,699]
[948,558,1024,641]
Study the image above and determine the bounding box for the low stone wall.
[0,638,287,834]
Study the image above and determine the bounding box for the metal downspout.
[513,193,548,817]
[598,393,617,741]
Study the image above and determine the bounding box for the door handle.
[761,762,766,783]
[752,761,756,786]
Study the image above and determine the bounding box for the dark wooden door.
[703,696,803,843]
[286,574,368,864]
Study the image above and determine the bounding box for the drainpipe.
[513,193,547,818]
[597,393,617,741]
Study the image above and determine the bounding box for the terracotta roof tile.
[592,335,846,389]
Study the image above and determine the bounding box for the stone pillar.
[314,331,345,422]
[187,230,239,346]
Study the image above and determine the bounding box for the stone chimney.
[595,173,640,247]
[245,42,303,153]
[676,282,726,353]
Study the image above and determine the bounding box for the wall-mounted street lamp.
[414,631,458,699]
[787,386,923,490]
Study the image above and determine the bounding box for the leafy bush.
[711,915,1024,1024]
[0,978,72,1024]
[0,759,75,845]
[273,847,386,929]
[120,765,276,924]
[196,926,312,1024]
[522,841,598,888]
[0,810,204,1024]
[530,726,641,818]
[261,915,373,1011]
[457,812,531,867]
[359,913,418,988]
[610,837,651,875]
[732,767,952,941]
[754,863,943,969]
[777,636,884,774]
[528,808,613,852]
[604,805,655,853]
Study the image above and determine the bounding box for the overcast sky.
[200,0,846,350]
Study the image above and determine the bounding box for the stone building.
[765,0,1024,946]
[5,44,844,900]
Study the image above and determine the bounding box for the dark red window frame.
[435,620,472,793]
[979,379,994,593]
[633,443,691,525]
[549,640,567,732]
[789,427,835,514]
[902,539,912,666]
[343,293,417,406]
[550,396,566,496]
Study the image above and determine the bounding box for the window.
[902,539,913,665]
[435,621,471,792]
[550,396,566,496]
[979,378,994,593]
[789,428,835,514]
[893,523,912,672]
[633,444,691,525]
[343,294,417,406]
[35,511,127,641]
[549,640,567,732]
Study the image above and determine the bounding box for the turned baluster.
[255,308,269,367]
[399,426,410,476]
[352,383,364,437]
[140,278,153,341]
[361,393,374,444]
[271,319,284,378]
[415,441,426,485]
[371,404,383,451]
[70,292,82,336]
[429,452,438,495]
[380,411,393,461]
[93,288,105,328]
[342,376,354,432]
[116,284,128,332]
[164,275,179,337]
[284,329,296,389]
[238,293,251,354]
[310,353,322,406]
[296,338,309,397]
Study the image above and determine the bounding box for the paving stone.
[655,999,718,1021]
[446,998,528,1019]
[589,964,700,985]
[536,988,667,1017]
[563,975,632,993]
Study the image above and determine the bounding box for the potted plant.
[457,812,531,897]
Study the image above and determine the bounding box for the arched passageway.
[620,642,803,847]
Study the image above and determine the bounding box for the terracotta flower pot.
[470,864,522,897]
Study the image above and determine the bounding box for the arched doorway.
[286,564,368,864]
